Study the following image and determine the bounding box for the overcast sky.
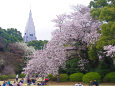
[0,0,91,40]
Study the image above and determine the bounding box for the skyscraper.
[24,10,37,42]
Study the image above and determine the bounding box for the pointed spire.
[23,10,37,42]
[29,9,32,16]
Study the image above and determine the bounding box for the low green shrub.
[60,74,68,82]
[52,74,57,81]
[103,72,115,83]
[8,74,16,79]
[19,73,26,78]
[46,74,57,81]
[0,75,8,80]
[46,74,53,80]
[69,73,84,82]
[82,72,101,83]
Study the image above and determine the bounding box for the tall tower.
[24,10,37,42]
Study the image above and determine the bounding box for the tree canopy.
[27,40,48,50]
[89,0,115,51]
[0,27,23,51]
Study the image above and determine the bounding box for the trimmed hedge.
[60,74,68,82]
[19,73,26,78]
[103,72,115,83]
[46,74,57,81]
[47,74,53,80]
[8,74,16,79]
[69,73,84,82]
[82,72,101,83]
[52,74,57,81]
[0,75,8,80]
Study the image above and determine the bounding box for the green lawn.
[0,81,114,86]
[0,78,114,86]
[46,85,115,86]
[52,83,115,86]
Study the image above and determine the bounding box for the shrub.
[8,74,16,79]
[19,73,26,78]
[0,75,8,80]
[82,72,101,83]
[103,72,115,83]
[46,74,53,80]
[52,74,57,81]
[96,57,113,78]
[46,74,57,81]
[60,74,68,82]
[69,73,84,82]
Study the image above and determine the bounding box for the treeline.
[47,72,115,83]
[0,27,24,75]
[59,0,115,81]
[0,27,48,75]
[27,40,48,50]
[0,28,23,51]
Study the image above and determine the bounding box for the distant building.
[24,10,37,42]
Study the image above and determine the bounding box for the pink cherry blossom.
[104,45,115,57]
[24,5,101,76]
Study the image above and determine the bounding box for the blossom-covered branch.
[104,45,115,57]
[24,5,101,76]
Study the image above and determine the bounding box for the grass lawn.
[46,81,115,86]
[0,78,114,86]
[0,81,114,86]
[45,85,115,86]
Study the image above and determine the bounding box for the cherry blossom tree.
[15,42,35,56]
[24,5,101,76]
[104,45,115,58]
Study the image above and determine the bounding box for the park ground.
[0,80,115,86]
[47,81,115,86]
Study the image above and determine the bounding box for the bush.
[8,74,16,79]
[0,75,8,80]
[60,74,68,82]
[46,74,53,80]
[96,57,113,78]
[69,73,84,82]
[82,72,101,83]
[46,74,57,81]
[19,73,26,78]
[52,74,57,81]
[103,72,115,83]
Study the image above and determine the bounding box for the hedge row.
[47,73,84,82]
[70,73,84,82]
[103,72,115,83]
[47,72,115,83]
[0,75,8,80]
[0,73,25,81]
[82,72,101,83]
[0,72,115,82]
